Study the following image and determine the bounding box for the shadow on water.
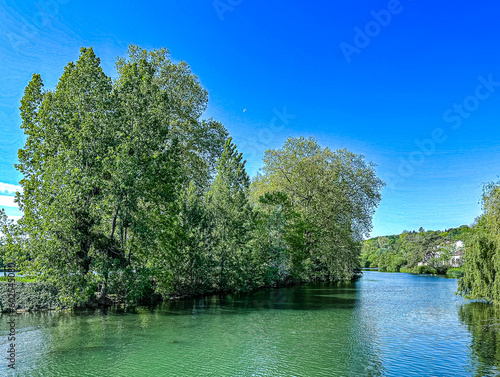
[459,302,500,377]
[92,281,360,316]
[155,281,359,315]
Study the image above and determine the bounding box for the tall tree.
[15,46,228,306]
[251,136,384,280]
[459,182,500,303]
[250,191,306,286]
[206,138,254,291]
[17,48,115,306]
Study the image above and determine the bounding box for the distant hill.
[361,225,471,275]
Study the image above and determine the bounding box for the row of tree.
[0,46,384,308]
[361,226,470,274]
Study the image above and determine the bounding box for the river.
[0,270,499,376]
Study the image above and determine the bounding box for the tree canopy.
[4,47,384,308]
[251,136,384,280]
[458,183,500,303]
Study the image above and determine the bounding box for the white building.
[417,240,464,267]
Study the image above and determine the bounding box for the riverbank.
[2,270,493,376]
[0,281,61,312]
[0,271,363,313]
[363,266,464,279]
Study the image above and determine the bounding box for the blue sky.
[1,0,500,237]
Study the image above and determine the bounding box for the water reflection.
[157,282,360,315]
[460,302,500,377]
[1,273,500,376]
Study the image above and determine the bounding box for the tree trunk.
[98,278,109,306]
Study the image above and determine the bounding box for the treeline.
[0,46,383,308]
[361,226,470,274]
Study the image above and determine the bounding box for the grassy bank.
[374,265,464,278]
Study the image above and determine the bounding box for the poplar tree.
[15,46,227,306]
[206,138,254,291]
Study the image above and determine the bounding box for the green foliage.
[250,191,305,285]
[251,136,384,281]
[14,46,227,306]
[417,265,437,275]
[362,226,469,275]
[10,47,384,309]
[458,183,500,303]
[0,281,62,312]
[446,267,464,279]
[0,276,34,283]
[205,138,255,292]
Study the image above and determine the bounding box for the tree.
[16,48,116,306]
[15,46,228,306]
[251,136,384,281]
[206,138,254,291]
[250,191,307,285]
[458,182,500,303]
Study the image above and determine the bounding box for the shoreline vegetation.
[361,266,464,279]
[361,226,470,277]
[0,46,383,312]
[0,271,364,313]
[1,45,499,312]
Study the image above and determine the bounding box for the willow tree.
[15,46,227,306]
[251,136,384,281]
[459,183,500,303]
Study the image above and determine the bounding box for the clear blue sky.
[1,0,500,237]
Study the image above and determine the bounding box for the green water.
[1,271,499,376]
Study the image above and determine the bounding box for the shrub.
[0,276,35,283]
[0,281,63,312]
[417,265,437,274]
[446,267,464,279]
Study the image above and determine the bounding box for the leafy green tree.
[206,138,254,292]
[252,136,384,281]
[0,209,13,269]
[149,180,216,297]
[250,191,309,285]
[15,46,228,306]
[16,48,115,306]
[458,182,500,302]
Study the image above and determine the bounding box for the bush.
[400,266,417,273]
[0,281,63,312]
[417,265,437,274]
[446,267,464,279]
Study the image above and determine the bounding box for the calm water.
[1,271,499,376]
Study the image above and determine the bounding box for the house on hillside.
[417,240,464,267]
[450,241,464,267]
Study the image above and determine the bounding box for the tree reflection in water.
[459,302,500,377]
